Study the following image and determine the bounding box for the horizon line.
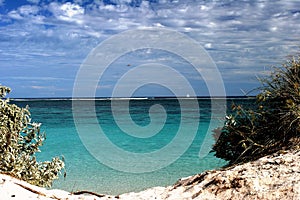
[10,95,255,101]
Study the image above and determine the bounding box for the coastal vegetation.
[0,86,64,187]
[213,56,300,165]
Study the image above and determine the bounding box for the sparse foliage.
[213,56,300,165]
[0,86,64,187]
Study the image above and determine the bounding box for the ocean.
[12,98,252,195]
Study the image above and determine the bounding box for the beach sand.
[1,149,299,200]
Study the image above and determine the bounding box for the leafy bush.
[0,86,64,187]
[212,56,300,165]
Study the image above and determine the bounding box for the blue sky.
[0,0,300,97]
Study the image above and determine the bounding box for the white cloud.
[26,0,40,4]
[200,5,209,11]
[31,85,46,89]
[8,5,42,23]
[19,5,40,15]
[60,2,84,17]
[8,10,23,20]
[49,2,84,24]
[204,43,212,49]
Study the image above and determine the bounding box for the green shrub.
[212,56,300,165]
[0,86,64,187]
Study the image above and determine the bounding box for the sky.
[0,0,300,98]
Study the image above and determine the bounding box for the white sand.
[1,149,299,200]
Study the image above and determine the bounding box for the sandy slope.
[1,149,299,200]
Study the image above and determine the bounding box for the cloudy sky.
[0,0,300,98]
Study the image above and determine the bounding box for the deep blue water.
[12,98,252,195]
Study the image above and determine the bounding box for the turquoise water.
[12,98,249,195]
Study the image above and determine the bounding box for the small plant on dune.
[0,86,64,187]
[212,56,300,165]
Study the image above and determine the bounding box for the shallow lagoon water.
[12,98,251,195]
